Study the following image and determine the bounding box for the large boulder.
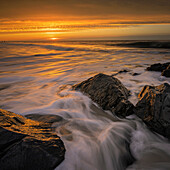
[135,83,170,139]
[0,109,65,170]
[73,73,134,117]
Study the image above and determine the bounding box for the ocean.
[0,40,170,169]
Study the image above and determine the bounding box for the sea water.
[0,41,170,170]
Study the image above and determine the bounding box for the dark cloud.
[0,0,170,20]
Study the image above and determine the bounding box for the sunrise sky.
[0,0,170,41]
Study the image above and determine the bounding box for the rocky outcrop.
[0,109,65,170]
[135,83,170,139]
[146,62,170,72]
[73,73,134,118]
[161,65,170,77]
[73,73,170,139]
[146,62,170,77]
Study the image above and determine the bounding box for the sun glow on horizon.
[50,37,59,40]
[0,19,170,41]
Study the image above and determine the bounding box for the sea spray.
[127,115,170,170]
[34,87,169,170]
[52,87,134,170]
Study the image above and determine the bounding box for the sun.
[50,37,59,41]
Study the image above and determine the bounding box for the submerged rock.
[131,72,141,76]
[113,69,130,76]
[73,73,134,117]
[135,83,170,139]
[0,109,65,170]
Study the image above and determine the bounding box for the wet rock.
[73,73,134,117]
[113,69,129,76]
[0,109,65,170]
[132,72,140,76]
[26,114,64,124]
[117,69,129,73]
[146,62,170,78]
[161,65,170,77]
[135,83,170,139]
[146,62,170,72]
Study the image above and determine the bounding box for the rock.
[73,73,134,117]
[146,62,170,78]
[118,69,129,73]
[26,114,64,124]
[0,109,65,170]
[146,62,170,72]
[135,83,170,139]
[161,65,170,77]
[131,72,140,76]
[112,69,129,76]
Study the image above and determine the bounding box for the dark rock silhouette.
[73,73,134,118]
[135,83,170,139]
[0,109,65,170]
[131,72,141,76]
[113,69,130,76]
[146,62,170,72]
[146,62,170,78]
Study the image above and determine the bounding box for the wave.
[107,41,170,49]
[3,41,170,56]
[6,42,75,51]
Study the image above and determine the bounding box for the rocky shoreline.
[73,73,170,140]
[0,62,170,169]
[0,109,65,170]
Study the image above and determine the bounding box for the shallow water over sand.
[0,41,170,169]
